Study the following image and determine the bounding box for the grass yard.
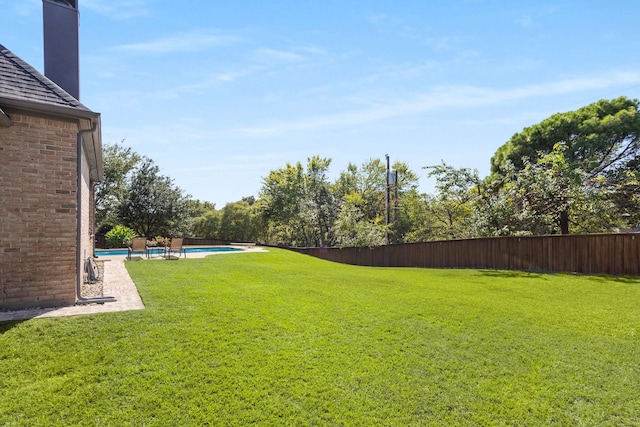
[1,248,639,426]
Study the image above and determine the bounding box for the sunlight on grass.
[1,249,639,425]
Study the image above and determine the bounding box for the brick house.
[0,0,105,310]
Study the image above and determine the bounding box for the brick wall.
[0,112,79,309]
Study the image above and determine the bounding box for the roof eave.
[0,95,99,121]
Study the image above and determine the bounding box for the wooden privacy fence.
[291,233,640,276]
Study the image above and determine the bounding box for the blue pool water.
[96,246,242,257]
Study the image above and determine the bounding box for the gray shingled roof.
[0,43,103,181]
[0,43,91,112]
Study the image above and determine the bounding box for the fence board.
[291,233,640,276]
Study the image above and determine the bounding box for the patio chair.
[127,237,148,260]
[165,237,186,259]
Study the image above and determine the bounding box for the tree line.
[96,96,640,247]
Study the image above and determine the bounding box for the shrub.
[105,225,136,248]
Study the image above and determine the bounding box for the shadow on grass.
[0,319,23,334]
[476,269,640,284]
[583,274,640,284]
[475,269,548,280]
[0,306,70,329]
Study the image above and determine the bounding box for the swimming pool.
[95,246,242,257]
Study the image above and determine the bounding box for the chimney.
[43,0,80,100]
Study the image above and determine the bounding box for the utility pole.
[385,154,390,245]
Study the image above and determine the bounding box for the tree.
[95,141,141,232]
[257,161,306,246]
[192,209,221,238]
[491,97,640,177]
[257,156,336,246]
[521,144,614,234]
[606,158,640,229]
[424,162,482,239]
[333,195,387,248]
[474,144,614,235]
[218,200,257,242]
[337,158,387,222]
[333,158,420,243]
[186,199,216,218]
[301,156,336,246]
[388,161,421,242]
[490,97,640,233]
[468,186,520,237]
[385,190,435,243]
[117,159,192,237]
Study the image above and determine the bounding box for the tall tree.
[424,162,481,239]
[333,159,386,223]
[386,161,420,242]
[389,191,435,243]
[333,158,419,243]
[118,159,192,237]
[301,156,336,246]
[334,193,387,248]
[95,141,141,232]
[606,158,640,229]
[491,97,640,177]
[490,97,640,233]
[257,161,306,245]
[218,200,257,242]
[192,209,221,239]
[474,145,614,235]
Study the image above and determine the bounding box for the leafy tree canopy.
[95,140,142,232]
[491,97,640,178]
[423,162,481,238]
[117,158,192,237]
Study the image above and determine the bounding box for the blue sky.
[3,0,640,206]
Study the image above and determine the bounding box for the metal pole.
[385,154,390,245]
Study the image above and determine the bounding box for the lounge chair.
[127,237,148,260]
[165,237,186,259]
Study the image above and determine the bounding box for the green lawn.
[1,249,639,426]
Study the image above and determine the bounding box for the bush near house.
[104,225,135,248]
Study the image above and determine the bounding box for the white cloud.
[112,30,241,54]
[145,65,264,99]
[166,66,263,94]
[254,48,308,63]
[232,71,640,138]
